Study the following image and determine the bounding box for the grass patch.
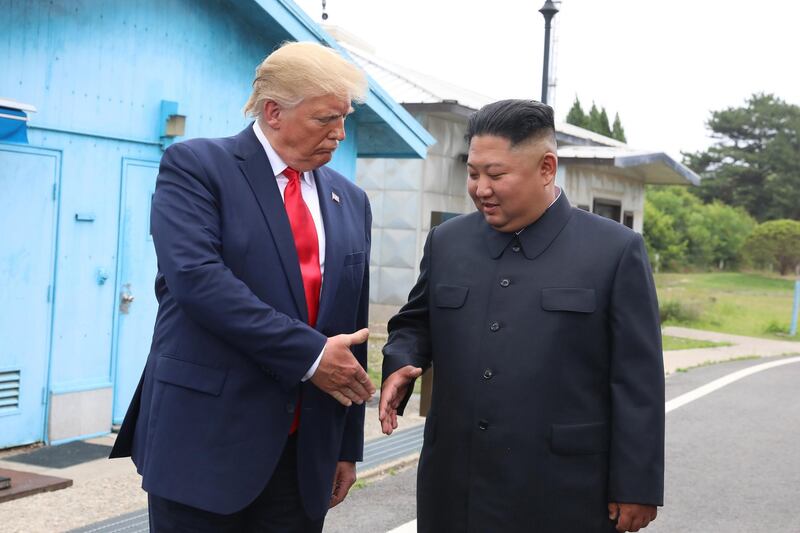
[662,335,731,351]
[656,272,799,341]
[366,334,422,394]
[367,335,385,390]
[351,478,369,491]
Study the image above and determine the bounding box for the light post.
[539,0,559,105]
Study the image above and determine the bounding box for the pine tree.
[569,96,628,142]
[684,93,800,221]
[598,107,613,137]
[587,102,602,133]
[611,113,627,142]
[565,96,588,128]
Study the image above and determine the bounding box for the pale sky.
[294,0,800,161]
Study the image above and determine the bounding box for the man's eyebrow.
[314,110,352,119]
[467,162,507,170]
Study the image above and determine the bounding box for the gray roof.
[327,26,699,185]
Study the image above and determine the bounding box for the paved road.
[324,355,800,532]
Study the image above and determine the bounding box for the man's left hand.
[608,502,657,532]
[329,461,357,509]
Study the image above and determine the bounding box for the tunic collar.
[483,191,574,260]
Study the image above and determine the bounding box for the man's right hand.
[311,328,375,407]
[379,365,423,435]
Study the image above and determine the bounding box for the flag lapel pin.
[332,191,340,204]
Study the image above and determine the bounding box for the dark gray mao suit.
[383,192,664,533]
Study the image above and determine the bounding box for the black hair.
[466,99,555,147]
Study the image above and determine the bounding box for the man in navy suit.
[380,100,664,532]
[111,41,375,532]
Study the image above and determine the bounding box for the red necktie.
[283,167,321,434]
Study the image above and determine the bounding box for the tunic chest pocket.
[541,288,596,313]
[434,284,469,309]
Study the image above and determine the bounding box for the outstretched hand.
[608,502,657,532]
[311,328,375,407]
[379,365,423,435]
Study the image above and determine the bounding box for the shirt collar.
[253,122,314,186]
[486,187,572,259]
[515,186,562,236]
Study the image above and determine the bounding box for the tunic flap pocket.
[551,422,609,455]
[344,251,366,265]
[541,288,596,313]
[434,284,469,309]
[155,356,227,396]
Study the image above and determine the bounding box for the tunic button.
[490,322,500,332]
[500,278,510,287]
[483,368,493,379]
[478,419,489,430]
[511,245,521,253]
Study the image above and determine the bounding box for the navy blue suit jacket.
[110,125,371,520]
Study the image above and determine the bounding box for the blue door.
[0,145,59,448]
[111,159,159,423]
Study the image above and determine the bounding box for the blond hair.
[243,41,368,119]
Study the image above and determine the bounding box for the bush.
[644,187,755,271]
[741,219,800,275]
[764,320,789,335]
[659,300,701,325]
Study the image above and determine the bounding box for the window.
[592,198,621,222]
[623,211,634,229]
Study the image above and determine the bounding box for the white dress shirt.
[253,122,325,381]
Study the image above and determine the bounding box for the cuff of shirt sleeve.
[301,346,325,382]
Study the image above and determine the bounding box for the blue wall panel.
[26,129,161,393]
[0,0,416,445]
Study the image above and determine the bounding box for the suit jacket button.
[478,419,489,430]
[500,278,510,287]
[483,368,493,379]
[490,322,500,332]
[286,403,296,414]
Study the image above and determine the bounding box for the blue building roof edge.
[250,0,436,157]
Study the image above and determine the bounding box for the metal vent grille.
[0,370,21,411]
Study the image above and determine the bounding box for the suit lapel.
[314,167,344,331]
[235,127,308,323]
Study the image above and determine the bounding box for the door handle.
[120,284,135,314]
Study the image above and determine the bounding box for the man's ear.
[263,100,282,130]
[540,151,558,186]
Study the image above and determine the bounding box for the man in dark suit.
[111,41,375,532]
[380,100,664,533]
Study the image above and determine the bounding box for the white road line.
[386,519,417,533]
[665,355,800,413]
[386,356,800,533]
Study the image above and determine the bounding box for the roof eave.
[250,0,435,158]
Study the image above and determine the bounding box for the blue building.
[0,0,434,448]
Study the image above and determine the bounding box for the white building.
[329,27,700,307]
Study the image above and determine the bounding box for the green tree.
[597,107,612,137]
[611,112,626,142]
[567,96,626,142]
[587,102,602,134]
[701,202,756,269]
[644,186,755,270]
[643,200,686,270]
[684,93,800,221]
[741,219,800,275]
[565,96,588,128]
